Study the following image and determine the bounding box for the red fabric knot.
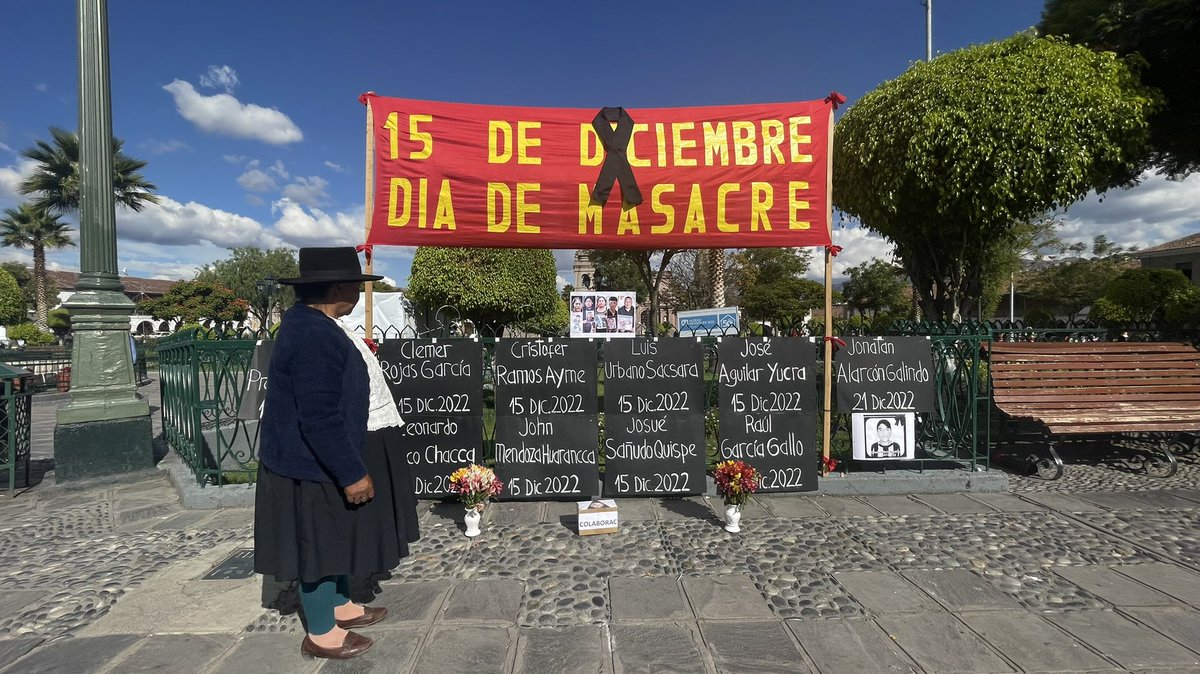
[826,244,843,257]
[821,455,839,473]
[824,91,847,109]
[355,243,373,264]
[358,91,376,106]
[363,338,379,354]
[824,336,847,349]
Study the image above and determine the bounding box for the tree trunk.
[709,249,725,307]
[34,245,48,331]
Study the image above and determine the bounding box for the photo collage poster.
[570,291,637,338]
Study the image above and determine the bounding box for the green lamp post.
[53,0,153,481]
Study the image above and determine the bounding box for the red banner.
[363,94,833,250]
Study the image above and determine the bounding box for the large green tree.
[834,34,1154,321]
[1,261,59,317]
[1092,267,1192,322]
[137,280,247,327]
[0,204,75,330]
[1040,0,1198,176]
[195,246,298,328]
[729,248,820,322]
[1020,235,1134,320]
[841,259,909,321]
[585,249,681,336]
[19,127,159,215]
[0,268,27,326]
[407,248,563,335]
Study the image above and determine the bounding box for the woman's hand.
[344,475,375,505]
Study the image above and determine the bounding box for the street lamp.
[255,274,279,332]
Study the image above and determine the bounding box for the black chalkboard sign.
[494,415,599,499]
[376,339,484,416]
[237,340,273,420]
[494,339,598,417]
[601,339,706,496]
[716,337,818,492]
[834,337,935,413]
[398,415,485,497]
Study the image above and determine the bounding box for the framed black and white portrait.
[851,412,916,460]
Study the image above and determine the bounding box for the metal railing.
[0,375,33,494]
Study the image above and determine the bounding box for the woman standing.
[254,247,418,660]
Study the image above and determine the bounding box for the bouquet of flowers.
[713,459,760,507]
[448,464,504,511]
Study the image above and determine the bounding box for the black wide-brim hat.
[278,247,384,285]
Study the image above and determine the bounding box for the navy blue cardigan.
[259,303,369,487]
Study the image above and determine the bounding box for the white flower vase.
[723,503,742,533]
[464,507,482,538]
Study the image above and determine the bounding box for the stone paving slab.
[754,495,825,518]
[0,634,140,674]
[698,620,808,674]
[372,581,452,623]
[609,577,689,621]
[1124,608,1200,657]
[609,622,707,674]
[1054,566,1181,608]
[875,612,1015,673]
[970,492,1048,511]
[813,496,880,517]
[859,495,940,516]
[106,633,234,673]
[1073,491,1165,510]
[149,509,213,530]
[1120,491,1200,509]
[914,492,999,514]
[411,625,514,674]
[1116,563,1200,606]
[787,618,919,674]
[488,502,545,527]
[609,499,655,521]
[681,574,773,620]
[833,570,942,615]
[1021,492,1108,512]
[209,633,321,674]
[319,625,424,674]
[902,569,1024,611]
[0,638,42,671]
[199,508,255,530]
[514,626,610,674]
[1045,610,1200,670]
[956,610,1117,673]
[652,497,717,522]
[442,579,524,624]
[0,591,49,618]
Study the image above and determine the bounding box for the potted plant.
[448,464,504,537]
[713,459,760,533]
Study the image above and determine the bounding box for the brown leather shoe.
[300,631,373,660]
[335,605,388,629]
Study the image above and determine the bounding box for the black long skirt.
[254,425,421,583]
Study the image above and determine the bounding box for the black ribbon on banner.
[590,107,643,207]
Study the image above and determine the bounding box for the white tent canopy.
[337,292,415,340]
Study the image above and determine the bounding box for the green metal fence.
[0,367,33,494]
[157,329,260,486]
[0,347,70,392]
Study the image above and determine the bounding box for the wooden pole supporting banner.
[822,112,834,466]
[363,98,375,339]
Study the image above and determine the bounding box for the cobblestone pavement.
[3,391,1200,672]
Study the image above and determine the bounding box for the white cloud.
[236,168,277,192]
[1055,172,1200,251]
[163,80,303,145]
[0,141,12,154]
[223,154,249,164]
[826,225,897,281]
[198,65,239,93]
[246,194,265,206]
[0,158,36,210]
[33,83,48,93]
[271,198,362,247]
[268,160,289,180]
[555,274,568,291]
[116,195,283,249]
[281,176,329,207]
[324,161,345,173]
[141,138,189,154]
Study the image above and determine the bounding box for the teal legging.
[299,575,351,635]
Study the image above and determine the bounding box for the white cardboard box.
[577,499,618,536]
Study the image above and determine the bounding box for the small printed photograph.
[571,292,637,338]
[851,412,916,460]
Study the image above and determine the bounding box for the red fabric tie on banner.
[826,244,843,257]
[355,244,373,264]
[824,91,847,109]
[363,338,379,354]
[358,91,376,106]
[824,336,847,349]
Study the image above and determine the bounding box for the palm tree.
[19,126,159,215]
[0,204,76,330]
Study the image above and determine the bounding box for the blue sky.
[1,0,1197,286]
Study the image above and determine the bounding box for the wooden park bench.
[988,341,1200,479]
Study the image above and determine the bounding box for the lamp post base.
[53,415,153,482]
